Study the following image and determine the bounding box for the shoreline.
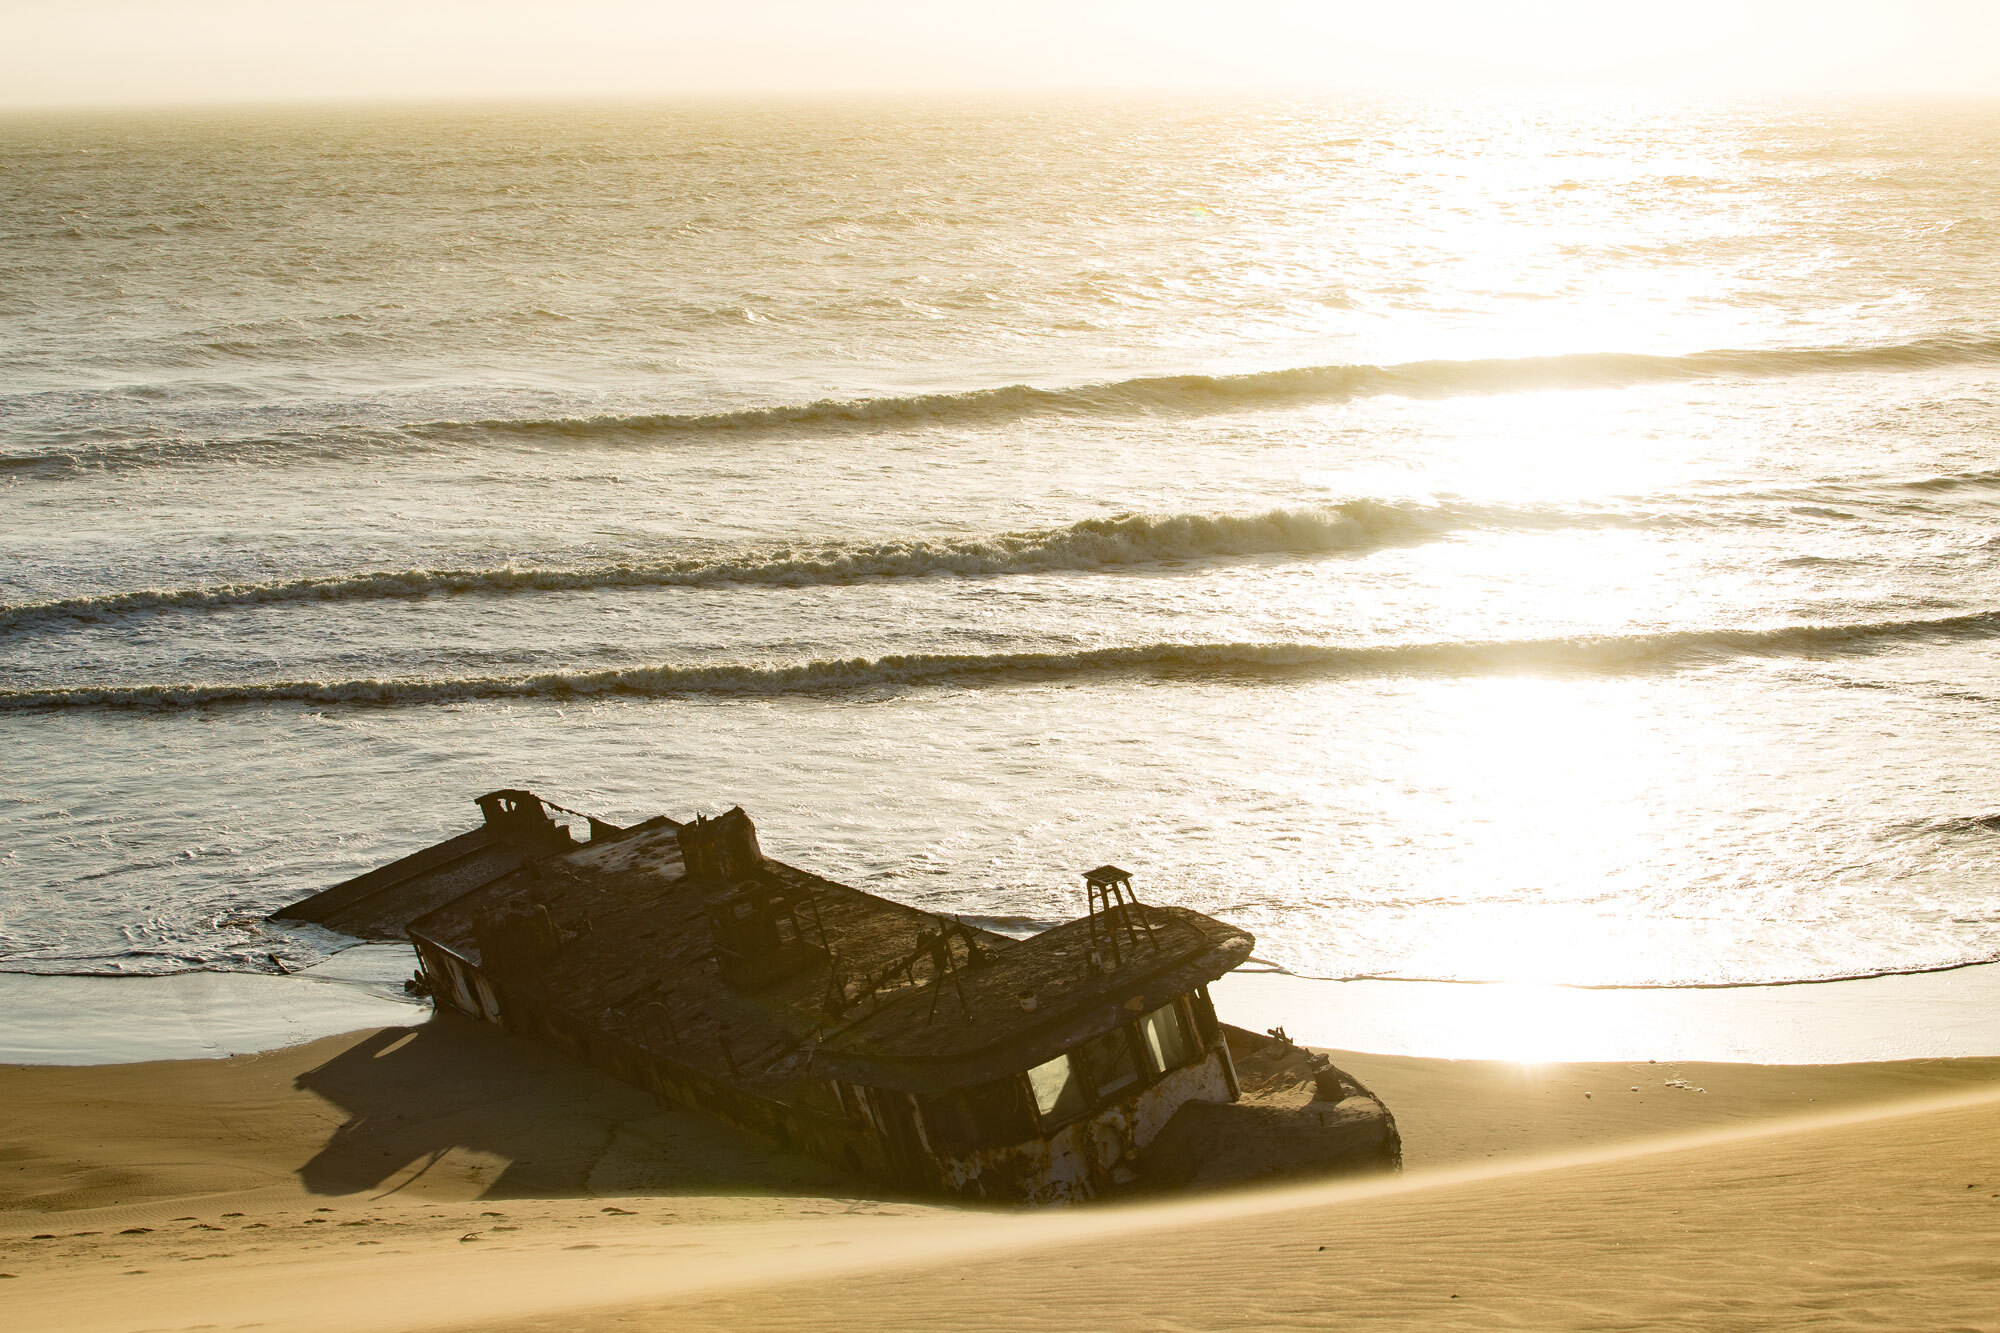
[9,944,2000,1067]
[0,945,426,1065]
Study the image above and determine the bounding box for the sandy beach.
[5,1013,1996,1331]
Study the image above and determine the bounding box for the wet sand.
[4,1015,1997,1331]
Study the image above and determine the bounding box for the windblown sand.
[4,1015,1997,1332]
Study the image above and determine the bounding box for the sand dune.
[620,1089,2000,1333]
[4,1017,1998,1332]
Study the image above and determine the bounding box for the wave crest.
[8,611,1997,712]
[416,335,2000,442]
[0,500,1579,635]
[10,335,1998,477]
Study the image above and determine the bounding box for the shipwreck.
[275,790,1398,1203]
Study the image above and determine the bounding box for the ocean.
[3,97,1998,998]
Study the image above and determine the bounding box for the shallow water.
[4,97,1998,990]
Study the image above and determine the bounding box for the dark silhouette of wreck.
[276,790,1398,1203]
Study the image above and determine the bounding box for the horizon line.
[10,87,2000,117]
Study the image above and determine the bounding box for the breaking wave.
[416,334,2000,441]
[8,610,1998,712]
[8,465,1987,635]
[0,500,1608,634]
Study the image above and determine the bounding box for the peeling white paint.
[936,1049,1233,1205]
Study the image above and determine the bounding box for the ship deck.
[405,820,1249,1098]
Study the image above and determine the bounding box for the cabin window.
[1027,1052,1089,1125]
[1138,1000,1192,1075]
[1078,1027,1140,1099]
[918,1077,1036,1151]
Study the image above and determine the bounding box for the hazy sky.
[5,1,2000,108]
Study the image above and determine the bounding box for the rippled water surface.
[3,98,1998,986]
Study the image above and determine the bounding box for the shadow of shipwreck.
[291,1011,870,1201]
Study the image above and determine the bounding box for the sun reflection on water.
[1348,676,1697,988]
